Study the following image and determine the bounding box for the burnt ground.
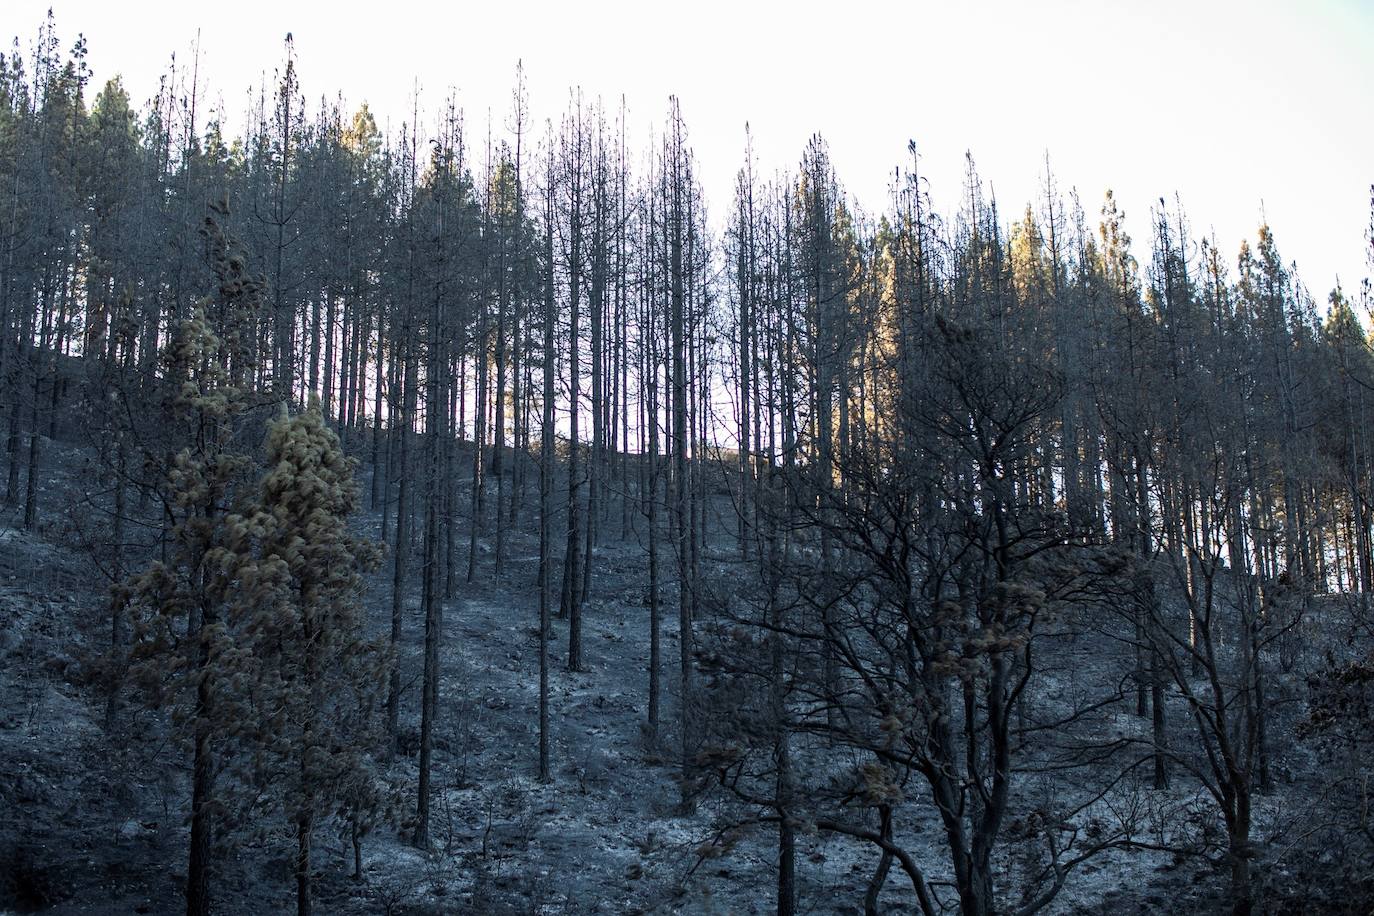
[1,437,1368,915]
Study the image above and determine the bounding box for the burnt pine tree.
[122,202,270,916]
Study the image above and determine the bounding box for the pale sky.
[10,0,1373,301]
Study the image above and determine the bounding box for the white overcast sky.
[10,0,1373,301]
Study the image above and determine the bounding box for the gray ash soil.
[0,441,1354,914]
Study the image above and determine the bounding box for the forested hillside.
[2,14,1372,916]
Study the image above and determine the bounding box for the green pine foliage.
[219,401,388,854]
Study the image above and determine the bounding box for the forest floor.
[0,437,1357,915]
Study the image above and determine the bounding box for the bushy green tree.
[214,401,384,916]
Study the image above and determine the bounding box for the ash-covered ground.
[1,440,1367,915]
